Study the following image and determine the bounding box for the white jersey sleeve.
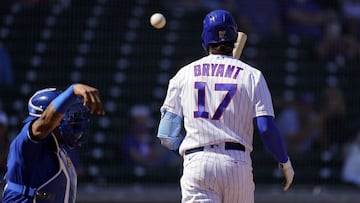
[160,72,183,117]
[253,73,275,118]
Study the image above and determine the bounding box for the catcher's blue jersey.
[2,121,77,203]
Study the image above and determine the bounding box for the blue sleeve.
[157,111,184,150]
[255,116,288,163]
[52,85,77,114]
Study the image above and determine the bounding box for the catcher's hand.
[73,84,105,115]
[279,158,294,191]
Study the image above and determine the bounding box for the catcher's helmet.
[24,88,89,148]
[202,10,238,51]
[26,88,61,118]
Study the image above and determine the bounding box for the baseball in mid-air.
[150,13,166,29]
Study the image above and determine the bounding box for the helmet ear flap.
[202,40,207,52]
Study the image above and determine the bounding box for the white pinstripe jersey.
[161,54,274,155]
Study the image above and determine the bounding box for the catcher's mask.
[59,99,90,149]
[24,88,90,149]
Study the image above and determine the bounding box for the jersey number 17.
[194,82,237,120]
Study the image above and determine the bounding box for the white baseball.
[150,13,166,29]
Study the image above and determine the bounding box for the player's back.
[175,55,274,154]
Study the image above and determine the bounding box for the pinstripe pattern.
[180,145,254,203]
[161,55,272,203]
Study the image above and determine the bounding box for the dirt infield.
[76,184,360,203]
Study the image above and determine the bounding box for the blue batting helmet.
[24,88,89,149]
[202,10,238,51]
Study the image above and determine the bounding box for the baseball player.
[1,84,104,203]
[157,10,294,203]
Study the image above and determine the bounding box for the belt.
[184,142,245,155]
[6,181,37,198]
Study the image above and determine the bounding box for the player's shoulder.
[171,56,206,78]
[11,121,44,146]
[180,56,206,70]
[14,122,32,141]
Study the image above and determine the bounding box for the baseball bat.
[233,32,247,59]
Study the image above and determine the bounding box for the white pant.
[180,144,255,203]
